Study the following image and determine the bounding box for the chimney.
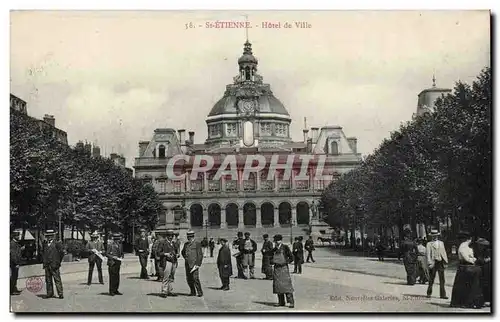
[43,114,55,127]
[178,129,186,145]
[84,142,92,156]
[139,141,149,157]
[347,137,358,154]
[302,129,309,143]
[76,141,84,150]
[189,131,195,144]
[311,127,319,143]
[92,145,101,158]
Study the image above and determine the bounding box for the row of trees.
[320,68,491,246]
[10,109,163,239]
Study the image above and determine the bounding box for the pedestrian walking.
[261,234,273,280]
[201,237,209,258]
[106,233,124,296]
[305,235,315,263]
[399,229,418,285]
[153,234,163,281]
[233,232,245,278]
[375,237,385,261]
[158,230,178,298]
[292,237,304,274]
[239,232,257,279]
[135,228,150,279]
[426,229,448,299]
[217,238,232,290]
[10,230,22,295]
[416,238,429,284]
[86,232,104,285]
[209,237,215,258]
[271,234,295,308]
[450,231,482,308]
[181,230,203,297]
[147,233,155,277]
[42,229,65,299]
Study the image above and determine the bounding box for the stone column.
[274,207,280,227]
[291,207,297,226]
[238,208,245,229]
[256,207,262,228]
[220,208,227,229]
[203,208,208,226]
[274,174,279,192]
[291,168,296,190]
[256,172,261,190]
[185,171,191,191]
[221,175,226,192]
[238,170,244,191]
[203,173,208,192]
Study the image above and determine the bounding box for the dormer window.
[330,141,339,155]
[159,144,166,158]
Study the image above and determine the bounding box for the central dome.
[208,94,289,117]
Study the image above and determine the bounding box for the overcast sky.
[10,10,490,167]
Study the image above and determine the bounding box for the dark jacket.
[305,239,315,252]
[238,239,258,254]
[152,239,160,259]
[157,239,177,264]
[42,240,65,269]
[293,241,304,262]
[86,240,105,263]
[106,241,123,266]
[271,244,294,266]
[182,240,203,270]
[209,240,215,249]
[10,240,22,266]
[261,240,274,258]
[135,237,149,256]
[217,244,233,277]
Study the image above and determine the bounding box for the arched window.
[159,145,166,158]
[331,141,339,155]
[245,66,251,80]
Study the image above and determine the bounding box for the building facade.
[134,41,362,237]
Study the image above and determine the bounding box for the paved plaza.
[11,247,490,313]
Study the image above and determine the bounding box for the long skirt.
[403,257,417,285]
[273,264,294,294]
[450,264,483,308]
[416,255,429,283]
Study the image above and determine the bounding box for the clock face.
[239,100,256,114]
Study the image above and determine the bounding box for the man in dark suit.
[135,229,150,279]
[181,230,203,297]
[305,235,315,263]
[106,233,124,296]
[42,229,65,299]
[292,237,304,274]
[217,238,232,290]
[232,232,245,278]
[261,234,274,280]
[10,230,22,295]
[86,232,105,285]
[158,230,178,298]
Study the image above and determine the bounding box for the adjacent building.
[134,41,362,237]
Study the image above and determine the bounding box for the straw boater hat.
[476,238,490,246]
[91,232,99,238]
[45,229,56,236]
[187,230,195,237]
[11,230,20,237]
[112,233,122,240]
[428,229,440,236]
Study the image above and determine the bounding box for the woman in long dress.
[416,238,429,284]
[474,238,491,307]
[399,230,418,285]
[271,234,295,308]
[450,232,483,309]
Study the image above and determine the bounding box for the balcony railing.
[208,180,221,192]
[260,180,274,191]
[225,180,238,192]
[190,180,203,192]
[243,180,256,191]
[278,180,291,191]
[295,180,309,191]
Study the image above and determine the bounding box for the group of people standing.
[399,229,491,309]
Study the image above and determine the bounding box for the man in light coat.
[426,229,449,299]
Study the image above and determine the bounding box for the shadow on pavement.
[402,293,430,298]
[126,276,143,280]
[429,302,454,309]
[35,294,52,299]
[253,301,279,307]
[98,292,113,296]
[207,287,222,290]
[384,281,410,285]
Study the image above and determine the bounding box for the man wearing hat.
[10,230,22,295]
[233,232,245,278]
[305,235,316,263]
[86,231,105,285]
[261,234,274,280]
[42,229,65,299]
[181,230,204,296]
[271,234,295,308]
[106,233,124,296]
[217,238,232,290]
[135,228,150,279]
[239,232,257,279]
[426,229,448,299]
[158,230,178,297]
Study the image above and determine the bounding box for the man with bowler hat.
[233,232,245,278]
[135,228,150,279]
[86,231,104,285]
[271,234,295,308]
[261,234,274,280]
[182,230,204,296]
[42,229,65,299]
[158,230,178,297]
[217,238,232,290]
[106,233,124,296]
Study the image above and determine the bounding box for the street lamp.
[290,219,296,244]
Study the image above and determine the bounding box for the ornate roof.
[208,94,289,117]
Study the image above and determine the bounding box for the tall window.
[226,123,237,137]
[159,145,166,158]
[275,124,287,137]
[245,66,251,80]
[331,141,339,155]
[210,125,221,138]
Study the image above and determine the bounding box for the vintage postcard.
[10,10,491,313]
